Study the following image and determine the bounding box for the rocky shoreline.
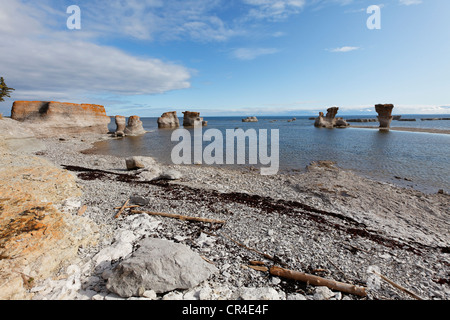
[1,132,447,301]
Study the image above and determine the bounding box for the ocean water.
[88,115,450,193]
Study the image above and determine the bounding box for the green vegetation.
[0,77,15,102]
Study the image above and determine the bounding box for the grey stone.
[106,238,218,297]
[125,156,158,170]
[313,286,335,300]
[130,196,149,206]
[156,169,183,181]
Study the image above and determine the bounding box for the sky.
[0,0,449,117]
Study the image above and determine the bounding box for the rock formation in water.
[421,117,450,121]
[314,107,349,128]
[335,118,350,128]
[183,111,207,127]
[242,116,258,122]
[375,104,394,128]
[124,115,146,136]
[157,111,180,129]
[10,101,111,137]
[114,115,126,137]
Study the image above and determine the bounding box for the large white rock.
[0,117,46,153]
[93,230,137,267]
[106,238,218,297]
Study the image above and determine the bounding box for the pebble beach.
[19,133,449,301]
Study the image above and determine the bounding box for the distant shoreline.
[350,125,450,135]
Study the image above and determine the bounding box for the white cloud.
[0,1,192,104]
[329,46,360,53]
[399,0,422,5]
[395,105,450,114]
[231,47,280,60]
[243,0,306,20]
[78,0,238,42]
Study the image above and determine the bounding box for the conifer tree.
[0,77,15,102]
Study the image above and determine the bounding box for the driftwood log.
[113,205,141,210]
[270,266,367,297]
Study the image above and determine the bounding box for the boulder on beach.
[157,111,180,129]
[242,116,258,122]
[106,238,218,297]
[125,156,158,170]
[124,116,146,136]
[125,156,163,180]
[0,117,46,153]
[375,104,394,128]
[314,107,349,128]
[182,111,207,127]
[10,101,111,137]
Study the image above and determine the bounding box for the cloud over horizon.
[0,0,192,107]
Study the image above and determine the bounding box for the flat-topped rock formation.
[10,101,110,137]
[314,107,349,128]
[124,116,146,136]
[375,104,394,128]
[183,111,207,127]
[157,111,180,129]
[242,116,258,122]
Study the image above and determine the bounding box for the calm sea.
[88,115,450,194]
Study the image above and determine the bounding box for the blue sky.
[0,0,449,116]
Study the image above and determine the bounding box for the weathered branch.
[373,271,423,300]
[270,266,367,297]
[115,199,129,219]
[113,205,141,209]
[130,209,226,224]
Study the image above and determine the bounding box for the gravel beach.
[19,134,450,300]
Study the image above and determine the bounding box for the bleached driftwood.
[270,266,367,297]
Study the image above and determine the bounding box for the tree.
[0,77,15,102]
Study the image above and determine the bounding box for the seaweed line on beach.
[62,165,449,257]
